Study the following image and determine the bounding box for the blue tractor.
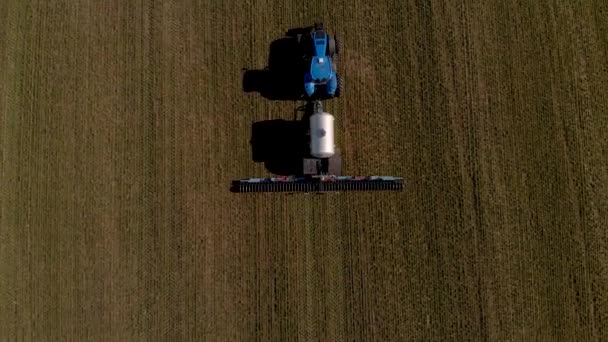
[297,23,343,98]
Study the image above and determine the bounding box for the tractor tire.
[335,34,342,55]
[327,36,336,56]
[335,74,343,98]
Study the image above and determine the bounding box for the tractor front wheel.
[335,34,342,55]
[327,36,336,56]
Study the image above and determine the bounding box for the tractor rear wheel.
[335,34,342,55]
[335,74,343,98]
[327,36,336,56]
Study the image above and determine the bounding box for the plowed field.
[1,1,607,340]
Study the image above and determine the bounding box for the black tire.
[327,35,336,56]
[335,74,343,98]
[335,34,342,55]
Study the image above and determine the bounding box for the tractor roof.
[310,56,332,81]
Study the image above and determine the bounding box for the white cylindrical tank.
[309,112,335,158]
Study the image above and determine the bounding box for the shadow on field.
[242,26,315,101]
[250,120,306,175]
[249,103,314,175]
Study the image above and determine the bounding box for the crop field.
[1,0,608,340]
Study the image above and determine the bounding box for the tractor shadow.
[242,27,316,101]
[250,103,314,175]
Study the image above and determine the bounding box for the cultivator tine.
[329,180,403,192]
[232,177,403,193]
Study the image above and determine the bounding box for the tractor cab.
[309,56,332,83]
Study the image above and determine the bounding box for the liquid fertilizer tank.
[309,111,335,159]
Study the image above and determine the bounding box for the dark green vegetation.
[1,1,607,340]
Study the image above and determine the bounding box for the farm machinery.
[232,23,402,193]
[298,22,343,98]
[232,100,403,193]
